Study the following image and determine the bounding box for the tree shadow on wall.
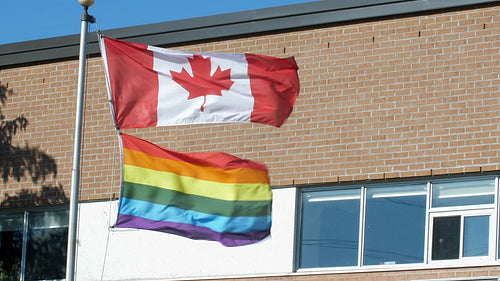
[0,82,64,207]
[0,184,67,208]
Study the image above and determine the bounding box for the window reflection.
[364,185,427,265]
[0,210,68,281]
[300,189,360,268]
[432,179,495,208]
[0,215,23,281]
[432,216,460,260]
[26,211,68,281]
[463,215,489,257]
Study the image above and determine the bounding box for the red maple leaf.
[170,54,234,112]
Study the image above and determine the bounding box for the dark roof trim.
[1,0,498,67]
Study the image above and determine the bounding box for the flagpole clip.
[79,0,96,23]
[81,9,96,23]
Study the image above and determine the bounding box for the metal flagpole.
[66,1,95,280]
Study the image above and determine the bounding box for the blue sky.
[1,0,318,45]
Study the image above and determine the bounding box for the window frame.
[428,209,496,264]
[295,175,500,272]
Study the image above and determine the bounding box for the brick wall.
[1,3,499,280]
[0,4,499,204]
[219,265,500,281]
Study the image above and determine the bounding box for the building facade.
[1,0,500,280]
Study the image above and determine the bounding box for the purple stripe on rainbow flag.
[116,214,271,247]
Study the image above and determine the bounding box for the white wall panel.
[76,187,296,280]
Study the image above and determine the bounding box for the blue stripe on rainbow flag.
[118,197,272,233]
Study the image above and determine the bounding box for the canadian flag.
[100,36,300,129]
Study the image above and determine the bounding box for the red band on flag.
[103,37,159,128]
[121,133,268,172]
[246,54,300,127]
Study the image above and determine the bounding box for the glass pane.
[432,216,460,260]
[0,214,24,281]
[25,210,68,281]
[432,178,495,208]
[363,184,427,265]
[463,215,489,257]
[300,189,360,268]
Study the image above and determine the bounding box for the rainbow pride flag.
[116,134,272,246]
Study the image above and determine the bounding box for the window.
[429,179,496,262]
[296,176,499,270]
[300,189,361,268]
[430,214,492,260]
[363,184,427,265]
[0,209,68,281]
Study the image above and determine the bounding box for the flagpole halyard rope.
[95,26,125,281]
[97,31,125,226]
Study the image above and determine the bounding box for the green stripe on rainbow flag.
[121,181,272,217]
